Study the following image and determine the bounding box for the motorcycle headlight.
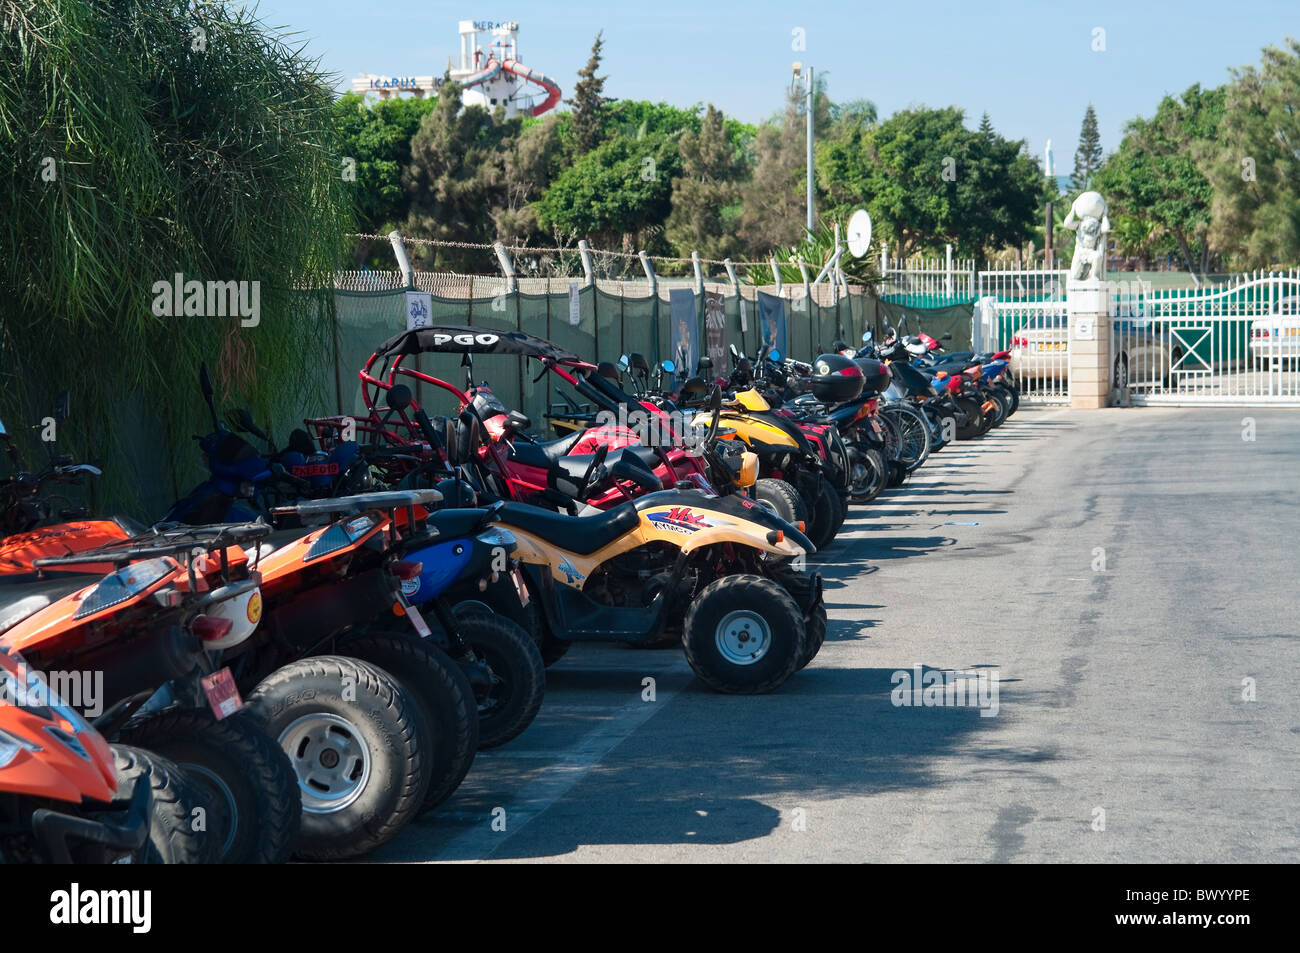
[74,557,174,620]
[305,514,377,562]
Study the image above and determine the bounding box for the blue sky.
[255,0,1294,168]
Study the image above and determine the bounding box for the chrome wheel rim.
[278,713,371,815]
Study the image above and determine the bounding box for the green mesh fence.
[329,284,875,434]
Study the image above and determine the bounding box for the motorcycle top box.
[852,358,892,398]
[809,354,866,404]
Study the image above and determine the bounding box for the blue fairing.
[400,539,474,605]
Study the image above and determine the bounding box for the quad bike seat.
[493,501,640,555]
[507,430,586,470]
[551,446,662,484]
[0,576,94,634]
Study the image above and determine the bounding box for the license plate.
[402,599,432,638]
[201,667,242,720]
[511,567,530,606]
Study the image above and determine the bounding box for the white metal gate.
[977,265,1070,403]
[1114,271,1300,405]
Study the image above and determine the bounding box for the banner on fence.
[757,291,787,355]
[669,288,699,373]
[704,290,727,374]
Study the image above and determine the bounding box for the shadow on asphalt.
[482,663,1008,860]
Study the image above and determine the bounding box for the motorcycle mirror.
[0,418,7,437]
[769,349,782,363]
[618,354,630,371]
[54,390,70,423]
[596,361,620,381]
[862,330,873,343]
[697,355,713,372]
[629,353,650,372]
[729,343,740,359]
[198,363,220,430]
[662,359,675,374]
[386,384,413,413]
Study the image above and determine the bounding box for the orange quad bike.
[213,489,511,861]
[0,522,301,863]
[1,641,208,862]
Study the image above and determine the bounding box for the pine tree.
[978,111,994,140]
[565,31,609,158]
[1072,104,1103,190]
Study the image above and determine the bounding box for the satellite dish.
[846,209,872,258]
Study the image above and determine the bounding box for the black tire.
[887,459,908,487]
[806,478,841,550]
[245,656,427,861]
[337,630,478,813]
[539,631,570,667]
[954,396,984,440]
[450,571,541,646]
[1114,353,1129,391]
[848,446,887,504]
[988,389,1010,428]
[117,708,299,864]
[766,564,824,669]
[110,744,208,864]
[682,574,805,694]
[801,602,826,670]
[753,477,806,526]
[452,606,545,749]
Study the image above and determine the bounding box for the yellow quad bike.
[487,487,825,694]
[691,387,838,540]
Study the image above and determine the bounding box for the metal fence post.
[493,241,518,293]
[578,239,595,287]
[388,230,413,289]
[640,251,659,363]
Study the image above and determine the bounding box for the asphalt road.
[373,406,1300,863]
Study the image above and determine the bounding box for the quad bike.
[433,412,827,693]
[1,645,209,863]
[0,520,300,864]
[165,365,543,756]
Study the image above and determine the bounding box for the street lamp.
[792,62,814,236]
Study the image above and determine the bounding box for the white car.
[1249,296,1300,369]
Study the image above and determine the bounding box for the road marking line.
[429,661,691,862]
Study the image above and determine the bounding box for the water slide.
[501,59,562,117]
[456,54,561,117]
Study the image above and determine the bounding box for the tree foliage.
[0,0,350,513]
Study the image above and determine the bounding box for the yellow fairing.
[692,408,799,449]
[496,503,803,588]
[732,389,770,411]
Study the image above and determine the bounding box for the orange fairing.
[0,648,117,804]
[0,520,131,577]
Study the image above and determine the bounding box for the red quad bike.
[1,644,212,863]
[0,522,301,863]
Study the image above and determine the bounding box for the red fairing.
[991,350,1011,360]
[572,426,639,454]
